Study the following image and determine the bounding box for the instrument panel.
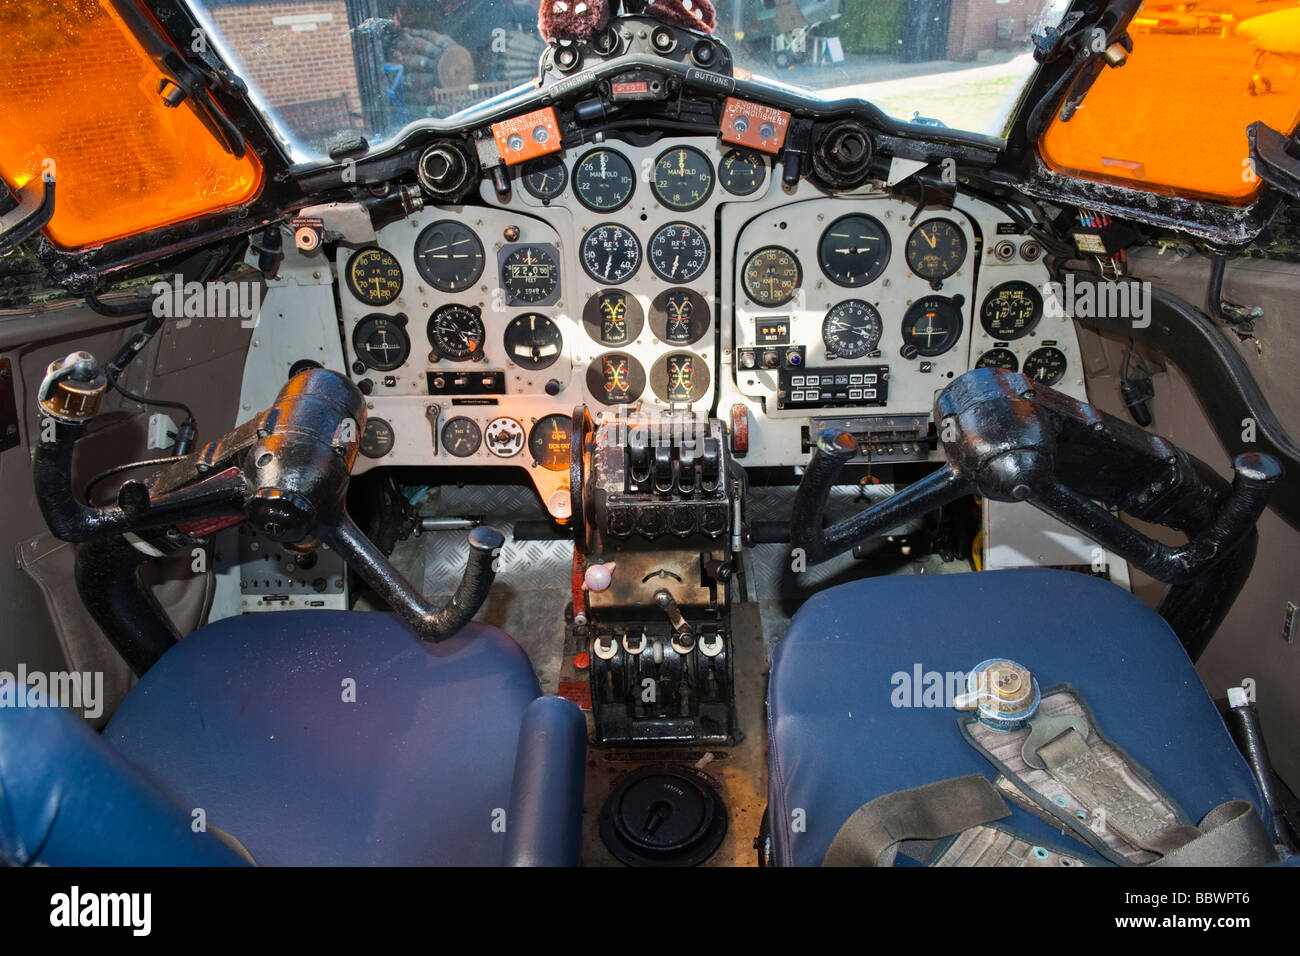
[332,135,1085,509]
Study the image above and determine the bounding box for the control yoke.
[32,353,502,674]
[792,367,1282,584]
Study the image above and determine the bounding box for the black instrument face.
[742,246,801,307]
[581,224,641,283]
[501,245,559,304]
[718,148,765,196]
[521,155,567,201]
[651,146,714,211]
[441,416,482,457]
[906,219,966,282]
[822,300,883,359]
[651,352,710,404]
[586,353,646,405]
[572,148,635,212]
[583,289,644,345]
[427,304,485,361]
[503,312,563,370]
[901,296,964,357]
[1024,346,1067,385]
[980,281,1044,340]
[414,220,485,293]
[360,417,395,459]
[650,288,710,345]
[819,214,891,287]
[351,315,410,371]
[528,414,572,471]
[648,222,710,283]
[345,248,403,305]
[975,347,1020,372]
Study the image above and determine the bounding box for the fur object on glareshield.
[647,0,716,33]
[538,0,612,41]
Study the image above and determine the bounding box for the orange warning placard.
[720,97,791,155]
[491,107,562,166]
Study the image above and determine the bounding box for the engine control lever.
[653,589,695,648]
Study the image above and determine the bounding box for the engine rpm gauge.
[521,155,567,201]
[504,312,563,370]
[742,247,801,307]
[352,315,410,371]
[501,245,559,305]
[345,248,403,305]
[652,146,714,211]
[572,148,635,212]
[529,414,572,471]
[414,220,484,293]
[901,296,964,357]
[649,222,710,283]
[980,281,1043,340]
[1023,346,1067,385]
[718,148,765,196]
[975,347,1019,372]
[822,300,883,359]
[819,214,891,287]
[581,224,641,283]
[906,219,966,282]
[427,304,485,361]
[441,417,482,457]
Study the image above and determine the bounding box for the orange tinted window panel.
[0,0,261,248]
[1041,3,1300,203]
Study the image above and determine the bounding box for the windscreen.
[185,0,1072,162]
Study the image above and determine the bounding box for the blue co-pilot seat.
[766,568,1270,867]
[0,612,586,866]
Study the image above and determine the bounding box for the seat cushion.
[106,611,542,866]
[767,568,1268,867]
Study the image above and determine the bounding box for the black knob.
[545,379,563,396]
[358,379,374,395]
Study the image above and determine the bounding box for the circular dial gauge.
[819,214,891,287]
[822,300,883,359]
[651,352,711,404]
[980,281,1044,340]
[529,414,572,471]
[901,296,964,357]
[718,148,765,196]
[427,304,485,361]
[583,289,644,344]
[441,417,482,457]
[581,224,641,283]
[352,315,410,371]
[414,220,485,293]
[651,146,714,211]
[360,417,395,459]
[501,245,559,304]
[572,148,635,212]
[1023,346,1067,385]
[649,222,710,283]
[521,155,566,201]
[906,219,967,282]
[975,347,1020,372]
[742,247,801,307]
[345,248,403,305]
[484,417,526,458]
[650,288,710,345]
[503,312,563,370]
[586,353,646,405]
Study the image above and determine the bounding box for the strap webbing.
[823,775,1010,867]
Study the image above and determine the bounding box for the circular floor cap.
[599,765,728,867]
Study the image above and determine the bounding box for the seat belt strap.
[1152,800,1279,867]
[1035,728,1201,856]
[823,774,1010,867]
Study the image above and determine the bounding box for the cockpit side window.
[1039,0,1300,202]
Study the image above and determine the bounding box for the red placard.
[491,107,562,166]
[719,97,791,155]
